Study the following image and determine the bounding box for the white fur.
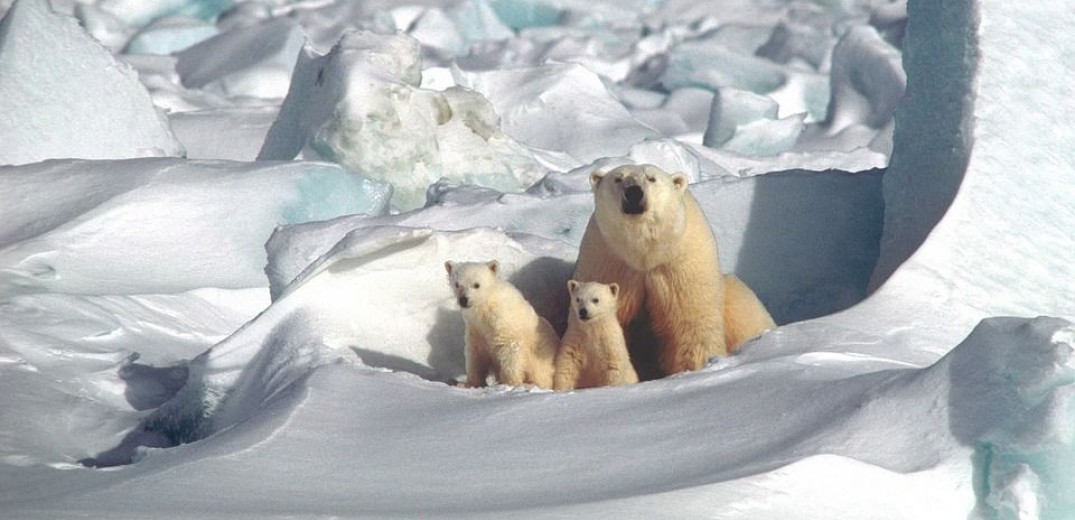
[446,260,559,388]
[574,164,776,377]
[554,280,638,390]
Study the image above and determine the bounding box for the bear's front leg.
[553,342,584,391]
[492,341,525,386]
[465,326,491,387]
[605,358,639,386]
[645,267,726,374]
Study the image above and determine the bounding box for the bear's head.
[590,164,688,219]
[445,260,500,309]
[567,279,619,323]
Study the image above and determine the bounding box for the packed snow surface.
[1,0,1074,519]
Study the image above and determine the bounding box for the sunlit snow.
[1,0,1074,518]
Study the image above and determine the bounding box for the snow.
[1,0,1074,518]
[0,0,184,165]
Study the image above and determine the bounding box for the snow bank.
[15,316,1074,519]
[264,167,881,324]
[866,0,1075,333]
[0,158,390,295]
[148,228,576,443]
[259,31,547,210]
[0,0,184,165]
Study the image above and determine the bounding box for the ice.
[2,0,1074,517]
[661,38,788,94]
[0,158,390,295]
[455,62,659,164]
[450,0,514,43]
[175,18,304,100]
[824,25,906,134]
[168,106,279,161]
[259,31,546,210]
[942,318,1075,520]
[0,0,184,165]
[865,0,1075,338]
[96,0,232,28]
[702,87,808,156]
[123,14,217,55]
[488,0,562,29]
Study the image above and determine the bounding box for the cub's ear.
[444,261,454,275]
[567,279,579,294]
[608,283,619,298]
[671,173,689,192]
[589,171,605,191]
[487,260,499,275]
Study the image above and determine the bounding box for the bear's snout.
[457,296,470,308]
[578,307,591,321]
[621,181,646,215]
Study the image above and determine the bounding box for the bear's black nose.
[578,307,590,321]
[622,185,646,214]
[458,296,470,308]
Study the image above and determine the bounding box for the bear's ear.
[671,173,689,192]
[487,260,499,275]
[589,171,605,191]
[567,279,579,294]
[608,283,619,298]
[444,261,454,275]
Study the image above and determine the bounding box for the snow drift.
[1,0,1074,518]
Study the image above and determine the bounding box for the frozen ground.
[1,0,1073,518]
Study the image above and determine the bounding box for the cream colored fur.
[573,164,775,376]
[446,260,559,389]
[554,280,638,391]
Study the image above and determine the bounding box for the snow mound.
[0,0,184,165]
[264,167,882,325]
[148,228,576,443]
[259,31,547,210]
[62,315,1075,518]
[0,158,390,295]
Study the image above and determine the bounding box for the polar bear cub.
[445,260,559,389]
[554,280,639,391]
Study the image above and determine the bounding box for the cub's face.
[590,164,688,218]
[445,260,499,309]
[567,280,619,322]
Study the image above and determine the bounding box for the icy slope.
[0,0,1073,519]
[0,0,183,164]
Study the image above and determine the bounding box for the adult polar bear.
[574,164,775,379]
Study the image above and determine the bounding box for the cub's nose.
[624,185,644,205]
[578,307,590,321]
[457,296,470,308]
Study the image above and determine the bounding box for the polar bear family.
[446,164,776,390]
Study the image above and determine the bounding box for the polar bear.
[554,280,638,391]
[445,260,559,389]
[573,164,775,378]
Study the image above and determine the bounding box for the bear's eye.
[472,283,480,289]
[613,177,622,183]
[591,298,600,304]
[647,176,656,183]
